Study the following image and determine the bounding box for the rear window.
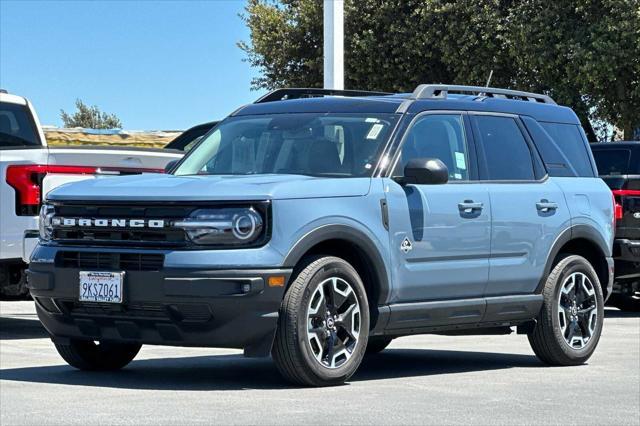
[0,102,41,148]
[592,149,634,175]
[473,115,536,181]
[539,122,594,177]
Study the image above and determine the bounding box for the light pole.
[323,0,344,90]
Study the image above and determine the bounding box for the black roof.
[234,92,580,124]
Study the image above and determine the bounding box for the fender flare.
[536,224,611,293]
[283,224,390,306]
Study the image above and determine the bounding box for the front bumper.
[612,239,640,282]
[27,260,291,357]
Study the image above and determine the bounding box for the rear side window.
[473,115,535,181]
[539,122,594,177]
[592,149,632,175]
[0,102,41,148]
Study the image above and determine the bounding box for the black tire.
[366,336,393,354]
[528,254,604,366]
[608,291,640,312]
[272,255,370,386]
[54,340,141,371]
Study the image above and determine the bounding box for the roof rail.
[411,84,556,105]
[255,88,393,103]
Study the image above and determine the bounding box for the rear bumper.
[612,239,640,282]
[27,262,290,357]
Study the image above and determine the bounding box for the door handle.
[458,201,483,214]
[536,200,558,213]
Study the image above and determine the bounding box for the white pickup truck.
[0,90,183,297]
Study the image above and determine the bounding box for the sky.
[0,0,266,130]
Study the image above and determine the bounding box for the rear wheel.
[54,340,141,371]
[528,255,604,365]
[366,336,393,354]
[272,256,369,386]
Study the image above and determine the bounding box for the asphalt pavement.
[1,301,638,425]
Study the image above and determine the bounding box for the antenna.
[485,70,494,87]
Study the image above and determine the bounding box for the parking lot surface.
[1,301,638,425]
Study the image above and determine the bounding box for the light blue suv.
[28,85,615,386]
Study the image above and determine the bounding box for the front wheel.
[528,255,604,365]
[272,256,370,386]
[55,339,141,371]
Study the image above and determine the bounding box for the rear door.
[384,112,491,302]
[470,113,571,296]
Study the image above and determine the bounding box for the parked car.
[164,121,218,152]
[591,142,640,311]
[28,85,614,386]
[0,90,183,297]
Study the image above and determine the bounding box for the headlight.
[39,204,55,241]
[174,207,266,246]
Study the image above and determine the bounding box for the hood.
[45,173,372,202]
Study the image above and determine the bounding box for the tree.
[239,0,639,140]
[60,99,122,129]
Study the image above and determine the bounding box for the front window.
[174,113,399,177]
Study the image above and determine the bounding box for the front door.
[384,112,491,303]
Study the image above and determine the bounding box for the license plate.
[79,271,124,304]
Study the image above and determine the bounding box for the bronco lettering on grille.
[52,218,165,228]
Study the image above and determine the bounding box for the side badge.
[400,237,413,253]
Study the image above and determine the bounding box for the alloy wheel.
[306,277,361,369]
[557,272,598,349]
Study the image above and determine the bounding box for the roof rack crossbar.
[411,84,556,105]
[255,88,394,103]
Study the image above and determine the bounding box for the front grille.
[53,228,185,245]
[58,251,164,271]
[51,203,193,247]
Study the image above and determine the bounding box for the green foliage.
[60,99,122,129]
[240,0,639,140]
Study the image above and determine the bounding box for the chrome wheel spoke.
[557,272,598,350]
[305,276,361,369]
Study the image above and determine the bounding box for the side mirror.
[164,159,179,174]
[401,158,449,185]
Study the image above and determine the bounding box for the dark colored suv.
[591,142,640,311]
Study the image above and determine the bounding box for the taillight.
[6,165,97,216]
[611,189,640,223]
[6,164,165,216]
[614,199,624,221]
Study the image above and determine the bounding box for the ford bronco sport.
[28,85,614,386]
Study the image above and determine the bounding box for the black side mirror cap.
[399,158,449,185]
[164,159,179,174]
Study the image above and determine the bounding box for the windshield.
[174,113,399,177]
[0,102,41,148]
